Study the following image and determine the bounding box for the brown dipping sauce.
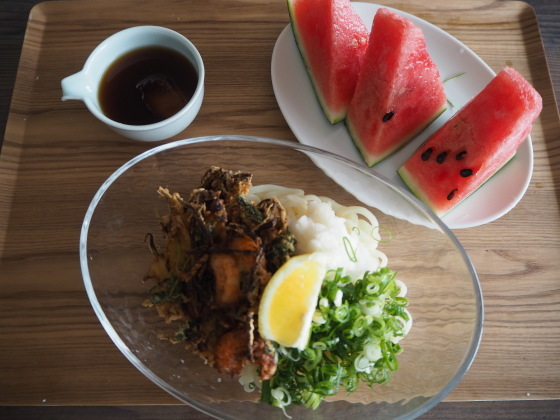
[98,46,198,125]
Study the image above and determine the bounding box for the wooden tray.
[1,0,559,406]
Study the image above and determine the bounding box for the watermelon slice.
[345,8,447,167]
[397,67,542,217]
[287,0,369,124]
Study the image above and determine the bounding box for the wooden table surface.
[1,0,559,418]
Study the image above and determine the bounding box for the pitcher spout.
[61,71,89,101]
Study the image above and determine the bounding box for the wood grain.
[2,400,560,419]
[0,0,559,412]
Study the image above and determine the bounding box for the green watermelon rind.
[287,0,345,125]
[397,151,517,217]
[346,104,447,167]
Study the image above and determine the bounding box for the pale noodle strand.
[248,184,388,272]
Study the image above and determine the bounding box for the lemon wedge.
[258,254,326,350]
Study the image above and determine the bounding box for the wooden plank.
[2,400,560,419]
[0,0,559,407]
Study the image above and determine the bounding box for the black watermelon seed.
[421,147,433,161]
[447,189,458,200]
[436,152,448,164]
[382,111,395,122]
[460,169,473,177]
[456,151,467,160]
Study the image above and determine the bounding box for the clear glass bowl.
[80,135,483,420]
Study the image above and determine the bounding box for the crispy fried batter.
[199,166,253,197]
[144,167,294,380]
[214,329,250,376]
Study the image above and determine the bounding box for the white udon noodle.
[247,184,389,276]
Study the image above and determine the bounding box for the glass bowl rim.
[79,134,484,420]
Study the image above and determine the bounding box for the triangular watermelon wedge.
[397,67,542,217]
[287,0,369,124]
[345,8,447,166]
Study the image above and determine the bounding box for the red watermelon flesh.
[397,67,542,217]
[287,0,369,124]
[345,8,447,167]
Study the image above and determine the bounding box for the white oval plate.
[271,2,533,229]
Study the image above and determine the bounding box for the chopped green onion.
[364,342,382,362]
[443,72,466,83]
[333,304,350,323]
[312,341,328,351]
[342,236,358,262]
[261,267,409,412]
[371,225,393,243]
[270,386,293,418]
[442,73,466,110]
[365,282,380,295]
